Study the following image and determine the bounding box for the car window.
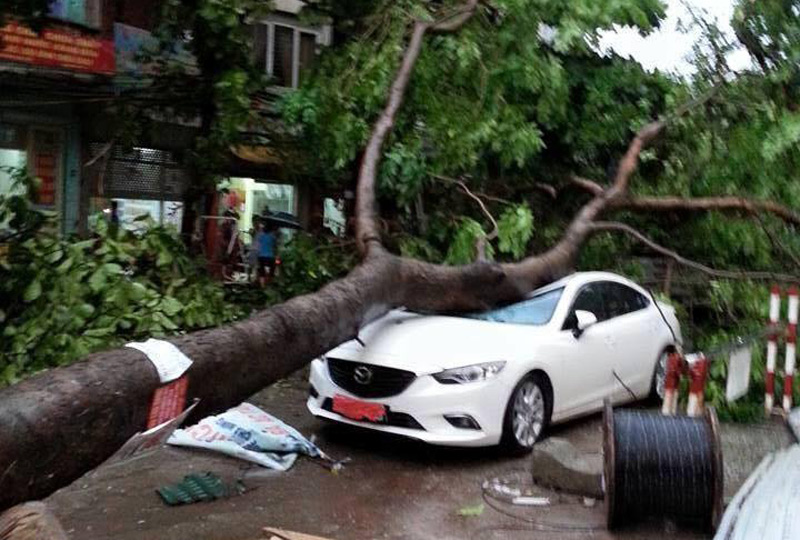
[466,287,563,325]
[562,283,606,330]
[602,282,650,319]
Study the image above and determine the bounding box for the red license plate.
[332,394,387,422]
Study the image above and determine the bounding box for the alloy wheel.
[512,381,545,448]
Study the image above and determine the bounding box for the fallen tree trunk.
[0,246,569,508]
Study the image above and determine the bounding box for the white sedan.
[307,271,681,452]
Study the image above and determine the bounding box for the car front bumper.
[306,358,511,447]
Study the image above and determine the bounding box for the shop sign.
[0,22,115,74]
[114,23,194,77]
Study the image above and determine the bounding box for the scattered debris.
[104,400,198,466]
[481,472,604,532]
[168,402,343,471]
[456,504,484,517]
[156,472,241,506]
[0,502,68,540]
[510,496,550,507]
[262,527,335,540]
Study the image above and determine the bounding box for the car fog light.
[444,414,481,430]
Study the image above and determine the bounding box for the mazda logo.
[353,366,373,385]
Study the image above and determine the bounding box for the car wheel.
[650,350,669,401]
[501,373,551,454]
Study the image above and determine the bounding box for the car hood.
[324,309,549,375]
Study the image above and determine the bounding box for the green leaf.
[160,296,183,317]
[103,263,124,275]
[445,218,490,265]
[76,304,96,318]
[457,504,484,517]
[47,249,63,263]
[56,256,74,273]
[129,281,149,301]
[88,269,107,292]
[23,280,42,302]
[497,204,534,259]
[156,250,173,268]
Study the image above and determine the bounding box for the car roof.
[526,271,642,297]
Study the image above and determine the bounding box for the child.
[256,221,277,287]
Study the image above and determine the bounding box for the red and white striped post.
[766,285,781,416]
[661,352,682,416]
[687,354,709,417]
[783,286,798,413]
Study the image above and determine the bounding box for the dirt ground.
[45,370,793,540]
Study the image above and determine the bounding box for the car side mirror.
[572,310,598,338]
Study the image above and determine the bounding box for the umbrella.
[259,211,302,230]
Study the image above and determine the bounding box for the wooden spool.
[603,401,723,532]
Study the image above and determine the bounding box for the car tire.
[500,373,552,454]
[649,350,670,402]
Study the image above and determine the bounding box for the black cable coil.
[603,402,723,532]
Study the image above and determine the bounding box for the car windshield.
[465,287,564,325]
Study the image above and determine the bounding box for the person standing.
[220,209,240,280]
[256,221,277,287]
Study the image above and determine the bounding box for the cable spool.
[603,401,723,532]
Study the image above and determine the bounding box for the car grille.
[321,398,425,430]
[327,358,416,398]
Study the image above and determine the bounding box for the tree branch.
[591,221,800,283]
[615,196,800,227]
[429,0,480,33]
[753,212,800,269]
[569,175,604,196]
[355,1,480,258]
[568,176,800,228]
[454,179,499,240]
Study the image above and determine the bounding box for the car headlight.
[433,361,506,384]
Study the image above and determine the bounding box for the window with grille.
[90,144,189,201]
[252,20,326,88]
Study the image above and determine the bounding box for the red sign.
[147,375,189,429]
[0,22,114,74]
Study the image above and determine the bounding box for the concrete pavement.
[45,370,792,540]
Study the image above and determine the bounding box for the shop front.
[0,109,81,234]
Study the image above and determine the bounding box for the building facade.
[0,0,340,241]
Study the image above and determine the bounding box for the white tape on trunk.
[126,338,193,383]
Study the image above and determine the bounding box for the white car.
[307,271,681,452]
